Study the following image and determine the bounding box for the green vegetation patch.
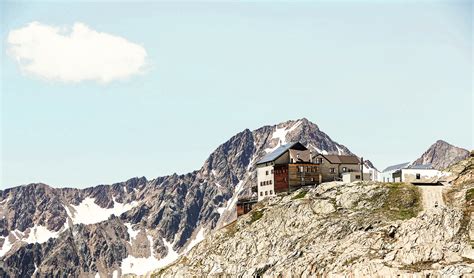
[466,188,474,202]
[224,221,238,238]
[377,183,422,221]
[249,209,264,224]
[292,190,308,200]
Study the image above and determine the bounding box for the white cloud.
[7,22,147,83]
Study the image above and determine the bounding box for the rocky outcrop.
[0,118,356,277]
[413,140,469,170]
[155,179,474,277]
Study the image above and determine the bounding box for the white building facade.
[393,165,444,184]
[256,164,275,201]
[378,162,411,182]
[342,172,372,183]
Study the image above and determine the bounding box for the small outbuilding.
[378,162,410,182]
[342,172,372,183]
[236,197,257,216]
[392,164,443,184]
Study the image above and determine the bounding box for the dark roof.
[381,162,410,172]
[256,142,307,165]
[318,154,360,164]
[407,164,434,170]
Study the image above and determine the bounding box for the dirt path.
[418,185,445,210]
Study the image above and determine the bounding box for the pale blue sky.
[1,0,472,189]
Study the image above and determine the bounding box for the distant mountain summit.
[0,118,361,277]
[413,140,469,170]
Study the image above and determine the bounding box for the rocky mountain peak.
[0,118,361,277]
[413,140,469,170]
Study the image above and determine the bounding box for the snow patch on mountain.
[121,233,179,276]
[217,206,226,216]
[226,181,244,212]
[125,223,139,243]
[336,145,344,155]
[0,236,13,257]
[310,144,328,155]
[265,120,302,153]
[185,227,206,253]
[218,180,244,226]
[0,223,66,257]
[247,152,259,171]
[23,225,63,244]
[65,197,138,225]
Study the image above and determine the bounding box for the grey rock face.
[155,181,474,277]
[0,118,357,277]
[413,140,469,170]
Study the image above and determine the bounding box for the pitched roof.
[319,154,360,164]
[257,142,307,164]
[407,164,434,170]
[381,162,410,172]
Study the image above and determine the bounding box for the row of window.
[329,167,349,173]
[260,180,272,186]
[265,170,274,175]
[274,168,288,174]
[260,190,273,196]
[297,166,318,173]
[271,166,319,175]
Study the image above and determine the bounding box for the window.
[355,175,361,179]
[291,158,294,163]
[416,173,421,179]
[342,167,347,172]
[301,177,305,181]
[330,168,335,173]
[265,191,268,196]
[260,192,263,196]
[270,180,272,185]
[266,170,269,175]
[300,166,304,172]
[311,177,314,182]
[270,190,273,194]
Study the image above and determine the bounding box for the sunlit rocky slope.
[153,155,474,277]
